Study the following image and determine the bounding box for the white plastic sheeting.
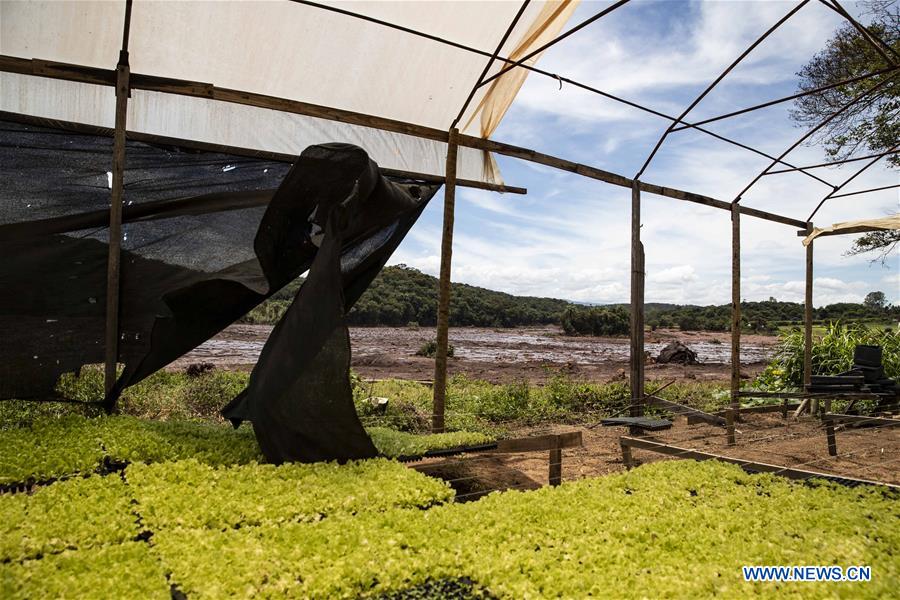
[802,215,900,245]
[0,0,579,183]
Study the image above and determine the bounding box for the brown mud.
[174,324,777,383]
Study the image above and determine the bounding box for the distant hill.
[241,265,571,327]
[240,265,897,330]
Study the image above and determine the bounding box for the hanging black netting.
[0,116,437,461]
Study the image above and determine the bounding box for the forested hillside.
[239,265,898,331]
[241,265,571,327]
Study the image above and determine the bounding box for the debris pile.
[656,342,699,365]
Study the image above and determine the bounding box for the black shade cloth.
[223,144,434,462]
[0,117,436,462]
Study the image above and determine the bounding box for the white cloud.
[390,0,898,308]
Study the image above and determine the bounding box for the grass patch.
[357,374,728,434]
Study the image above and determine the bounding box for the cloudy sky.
[390,0,899,307]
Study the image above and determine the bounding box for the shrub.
[560,306,629,336]
[416,339,455,358]
[756,322,899,390]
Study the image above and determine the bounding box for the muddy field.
[175,324,777,383]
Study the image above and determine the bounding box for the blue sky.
[390,0,899,307]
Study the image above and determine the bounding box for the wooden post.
[432,128,459,433]
[549,447,562,486]
[824,397,837,456]
[727,204,741,445]
[629,180,645,433]
[104,0,133,411]
[620,439,634,469]
[804,224,815,415]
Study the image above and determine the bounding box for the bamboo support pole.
[805,224,815,415]
[727,204,741,445]
[629,181,645,432]
[432,128,459,434]
[103,1,133,410]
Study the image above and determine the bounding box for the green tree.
[864,290,887,309]
[845,228,900,264]
[790,0,899,167]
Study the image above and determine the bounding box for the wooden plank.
[0,54,807,228]
[805,224,815,414]
[688,402,802,423]
[619,436,898,489]
[431,128,458,433]
[495,431,583,453]
[736,391,879,399]
[468,134,808,228]
[648,395,726,426]
[0,108,523,196]
[728,204,741,445]
[600,417,673,431]
[549,448,563,487]
[379,168,526,195]
[629,180,645,430]
[703,402,802,418]
[823,413,900,427]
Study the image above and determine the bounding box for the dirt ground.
[176,324,776,384]
[173,325,898,492]
[413,414,900,499]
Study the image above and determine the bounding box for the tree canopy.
[791,0,899,167]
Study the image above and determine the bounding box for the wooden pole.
[629,181,645,430]
[104,0,133,410]
[805,223,815,415]
[0,54,808,229]
[727,204,741,445]
[549,446,563,486]
[432,128,459,433]
[824,397,837,456]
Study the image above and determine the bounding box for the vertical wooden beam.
[727,204,741,445]
[549,445,563,486]
[824,397,837,456]
[104,0,133,411]
[804,224,816,415]
[629,180,645,433]
[620,438,634,469]
[432,128,459,433]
